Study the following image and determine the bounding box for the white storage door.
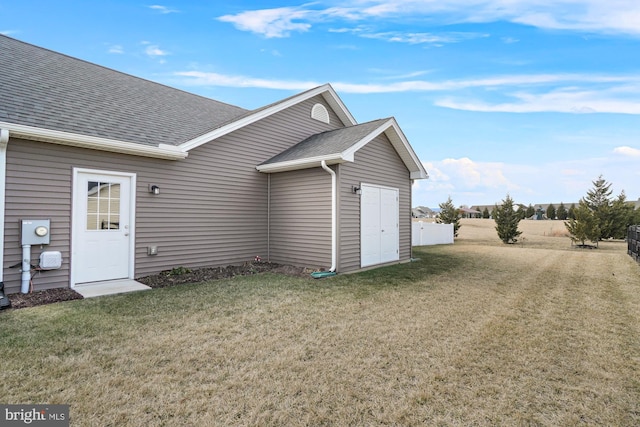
[361,184,399,267]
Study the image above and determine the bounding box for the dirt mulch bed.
[137,262,313,288]
[3,261,314,311]
[6,288,84,310]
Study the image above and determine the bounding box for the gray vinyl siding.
[268,168,332,269]
[337,133,412,272]
[2,95,344,293]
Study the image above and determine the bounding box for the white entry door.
[361,184,399,267]
[72,169,135,285]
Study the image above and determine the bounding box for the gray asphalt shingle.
[259,118,388,165]
[0,35,248,147]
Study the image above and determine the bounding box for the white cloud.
[501,37,519,44]
[174,71,319,91]
[173,70,640,114]
[145,45,169,57]
[149,5,178,14]
[0,30,18,36]
[217,1,640,38]
[441,157,515,189]
[217,7,312,38]
[361,31,489,44]
[260,49,283,57]
[107,44,124,54]
[413,154,640,208]
[426,157,514,191]
[414,157,524,206]
[436,86,640,114]
[614,146,640,157]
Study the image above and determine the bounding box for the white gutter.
[0,129,9,283]
[0,122,187,160]
[256,154,349,174]
[320,160,336,272]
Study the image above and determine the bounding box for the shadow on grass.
[323,246,466,297]
[0,246,466,332]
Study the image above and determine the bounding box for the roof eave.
[256,153,348,173]
[1,122,188,160]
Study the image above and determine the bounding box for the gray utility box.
[21,219,51,245]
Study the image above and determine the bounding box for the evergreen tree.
[580,175,634,240]
[546,203,556,220]
[436,196,461,237]
[516,204,527,220]
[525,204,535,219]
[494,195,522,244]
[582,175,613,240]
[568,203,576,219]
[632,207,640,225]
[610,191,634,239]
[583,175,613,209]
[482,207,490,219]
[565,202,600,247]
[556,202,568,220]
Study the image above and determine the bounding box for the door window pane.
[86,181,120,230]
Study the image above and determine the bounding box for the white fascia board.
[256,153,347,173]
[320,86,357,126]
[341,119,394,160]
[180,83,358,152]
[383,120,429,179]
[410,170,428,179]
[0,122,187,160]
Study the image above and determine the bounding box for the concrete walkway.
[74,279,151,298]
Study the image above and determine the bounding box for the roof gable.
[179,84,357,151]
[257,118,428,179]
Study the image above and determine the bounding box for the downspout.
[320,160,336,272]
[267,174,271,262]
[0,129,9,286]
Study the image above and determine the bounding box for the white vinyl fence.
[412,222,454,246]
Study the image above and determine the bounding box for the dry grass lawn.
[1,219,639,426]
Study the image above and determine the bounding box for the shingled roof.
[260,118,389,165]
[257,117,429,179]
[0,35,248,147]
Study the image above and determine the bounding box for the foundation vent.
[311,103,330,124]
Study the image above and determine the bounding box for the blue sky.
[2,1,639,208]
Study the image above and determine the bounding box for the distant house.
[0,35,428,294]
[459,208,481,218]
[412,206,435,218]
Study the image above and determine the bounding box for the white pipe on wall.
[320,160,337,272]
[0,129,9,284]
[21,244,31,294]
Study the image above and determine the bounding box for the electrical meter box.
[21,219,51,245]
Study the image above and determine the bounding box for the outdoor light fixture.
[149,184,160,195]
[352,185,361,195]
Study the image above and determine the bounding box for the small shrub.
[170,266,192,276]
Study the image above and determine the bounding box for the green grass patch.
[1,237,639,426]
